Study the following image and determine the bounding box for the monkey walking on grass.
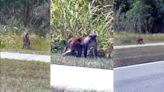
[62,34,97,58]
[137,37,144,44]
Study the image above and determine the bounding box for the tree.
[113,0,164,33]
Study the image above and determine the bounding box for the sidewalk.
[0,52,50,62]
[51,64,113,92]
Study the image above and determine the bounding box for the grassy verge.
[52,87,100,92]
[0,34,50,54]
[0,59,50,92]
[51,53,113,70]
[114,32,164,45]
[114,46,164,67]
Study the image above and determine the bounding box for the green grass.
[52,87,100,92]
[114,32,164,45]
[114,46,164,67]
[51,53,113,70]
[0,33,50,54]
[0,59,50,92]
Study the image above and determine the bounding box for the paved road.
[51,65,113,92]
[1,48,164,92]
[0,52,50,62]
[114,61,164,92]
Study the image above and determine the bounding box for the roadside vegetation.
[52,87,99,92]
[114,32,164,45]
[51,0,114,58]
[114,46,164,67]
[51,53,113,69]
[113,0,164,67]
[0,31,50,54]
[0,0,50,54]
[0,59,50,92]
[50,0,114,69]
[113,0,164,45]
[113,0,164,33]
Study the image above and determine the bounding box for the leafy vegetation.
[0,32,50,54]
[0,0,50,36]
[113,0,164,33]
[51,0,114,58]
[0,0,50,53]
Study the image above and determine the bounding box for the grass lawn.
[0,59,50,92]
[114,46,164,67]
[114,32,164,45]
[0,33,50,54]
[51,53,113,70]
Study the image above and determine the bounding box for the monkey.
[137,37,144,44]
[81,34,97,58]
[62,37,82,57]
[22,31,31,49]
[62,34,97,58]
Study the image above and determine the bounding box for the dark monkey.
[62,34,97,58]
[62,37,83,57]
[22,31,30,49]
[137,37,144,44]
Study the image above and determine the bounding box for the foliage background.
[0,0,50,36]
[0,0,50,53]
[113,0,164,33]
[51,0,114,57]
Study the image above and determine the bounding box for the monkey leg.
[74,45,82,57]
[83,45,88,58]
[27,41,31,49]
[93,47,98,58]
[76,49,82,57]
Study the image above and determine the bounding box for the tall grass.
[51,0,114,57]
[0,16,50,54]
[114,32,164,45]
[0,32,50,54]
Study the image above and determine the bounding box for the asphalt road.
[1,43,164,92]
[114,61,164,92]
